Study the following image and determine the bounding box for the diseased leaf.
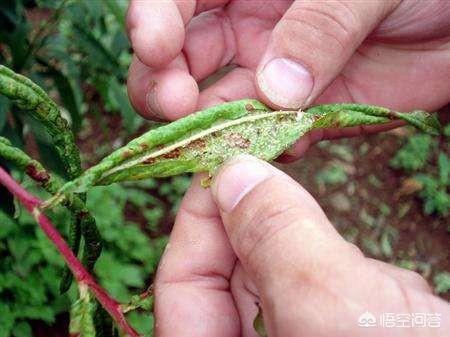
[69,286,96,337]
[45,99,441,206]
[0,65,82,179]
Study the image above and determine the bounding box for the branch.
[0,137,102,292]
[0,166,139,337]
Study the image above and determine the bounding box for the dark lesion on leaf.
[187,138,206,150]
[25,164,50,183]
[245,103,255,112]
[139,143,149,150]
[121,150,133,159]
[387,110,397,120]
[143,148,182,165]
[225,133,250,149]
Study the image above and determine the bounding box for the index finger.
[126,0,230,69]
[126,0,193,68]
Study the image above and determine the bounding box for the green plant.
[415,153,450,216]
[390,126,450,217]
[0,1,179,335]
[390,134,435,173]
[434,271,450,294]
[315,162,348,187]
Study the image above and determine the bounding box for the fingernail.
[211,155,271,213]
[257,58,313,108]
[146,82,164,119]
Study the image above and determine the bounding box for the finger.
[154,174,239,337]
[210,155,368,336]
[195,0,230,15]
[320,44,450,112]
[183,8,236,81]
[210,155,450,336]
[255,0,399,109]
[230,263,260,337]
[198,67,257,108]
[210,154,362,290]
[127,0,194,68]
[127,55,199,120]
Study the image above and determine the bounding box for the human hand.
[153,155,450,337]
[126,0,450,158]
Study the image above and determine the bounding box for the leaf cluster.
[0,175,173,337]
[390,128,450,217]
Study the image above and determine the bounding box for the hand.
[126,0,450,158]
[153,155,450,337]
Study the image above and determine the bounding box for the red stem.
[0,166,139,337]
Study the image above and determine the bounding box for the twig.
[0,166,139,337]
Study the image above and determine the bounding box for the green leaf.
[103,0,126,27]
[390,134,434,173]
[253,305,267,337]
[107,77,143,132]
[394,110,441,135]
[39,59,83,131]
[46,100,441,205]
[0,95,9,132]
[434,272,450,294]
[438,153,449,186]
[12,321,32,337]
[69,286,96,337]
[0,65,82,179]
[71,22,121,74]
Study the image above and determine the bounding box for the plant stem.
[0,166,139,337]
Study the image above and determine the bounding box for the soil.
[280,130,450,301]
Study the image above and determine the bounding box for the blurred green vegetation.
[0,1,190,336]
[390,132,450,217]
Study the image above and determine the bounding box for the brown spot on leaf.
[245,104,255,112]
[143,157,156,165]
[225,133,250,149]
[144,148,182,164]
[162,148,181,159]
[188,138,206,150]
[122,150,132,159]
[25,164,50,183]
[312,114,322,122]
[388,111,397,120]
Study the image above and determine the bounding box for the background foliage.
[0,1,448,336]
[0,1,189,335]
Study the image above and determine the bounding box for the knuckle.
[274,2,362,57]
[404,270,433,292]
[242,204,303,264]
[230,176,305,267]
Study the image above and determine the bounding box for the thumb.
[210,155,360,291]
[256,1,398,108]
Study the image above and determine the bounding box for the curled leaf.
[0,65,82,178]
[46,100,441,206]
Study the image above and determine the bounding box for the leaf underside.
[48,99,440,202]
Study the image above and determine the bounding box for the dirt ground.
[280,130,450,301]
